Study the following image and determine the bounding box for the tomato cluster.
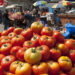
[0,22,75,75]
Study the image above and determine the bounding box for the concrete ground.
[0,24,4,32]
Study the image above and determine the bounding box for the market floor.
[0,24,4,32]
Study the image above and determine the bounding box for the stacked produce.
[0,22,75,75]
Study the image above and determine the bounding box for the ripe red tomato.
[5,72,15,75]
[39,35,56,48]
[31,34,40,46]
[0,43,12,55]
[47,61,60,75]
[13,28,24,35]
[7,27,15,33]
[0,66,4,75]
[65,39,75,50]
[21,28,33,40]
[59,72,68,75]
[31,22,44,34]
[1,30,9,36]
[16,47,28,61]
[10,46,21,56]
[23,41,36,48]
[11,35,25,46]
[53,31,65,43]
[41,27,53,36]
[1,55,16,70]
[0,32,2,37]
[69,50,75,62]
[0,36,8,41]
[37,45,50,61]
[0,54,5,64]
[32,62,48,75]
[50,48,61,60]
[8,32,16,39]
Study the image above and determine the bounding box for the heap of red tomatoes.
[0,22,75,75]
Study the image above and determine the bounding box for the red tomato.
[65,39,75,50]
[50,48,61,60]
[13,28,23,35]
[21,28,33,40]
[0,43,12,55]
[31,22,44,34]
[23,41,36,48]
[39,35,56,48]
[5,72,15,75]
[53,31,65,43]
[10,46,21,56]
[16,47,28,61]
[0,32,2,37]
[11,35,25,46]
[0,66,4,75]
[69,50,75,62]
[8,32,16,39]
[0,36,8,41]
[7,27,15,33]
[37,45,50,61]
[1,55,16,70]
[31,34,40,46]
[0,54,5,64]
[1,30,9,36]
[41,27,53,36]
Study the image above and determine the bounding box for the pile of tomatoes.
[0,22,75,75]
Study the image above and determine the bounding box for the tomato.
[47,61,60,75]
[0,43,12,55]
[39,35,56,48]
[11,35,25,46]
[7,27,15,33]
[31,22,44,34]
[8,32,16,39]
[31,34,40,46]
[41,27,53,36]
[59,72,68,75]
[53,31,65,43]
[57,44,69,55]
[15,63,31,75]
[0,32,2,37]
[1,30,9,36]
[0,38,11,46]
[23,41,36,48]
[0,66,4,75]
[37,45,50,61]
[32,62,48,75]
[16,47,28,61]
[65,39,75,50]
[5,72,15,75]
[21,28,33,40]
[58,56,72,71]
[50,48,61,60]
[13,28,24,35]
[24,47,42,64]
[69,50,75,62]
[10,61,23,74]
[1,55,16,70]
[68,67,75,75]
[0,36,8,41]
[40,74,48,75]
[0,54,5,64]
[10,46,21,56]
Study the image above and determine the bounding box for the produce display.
[0,21,75,75]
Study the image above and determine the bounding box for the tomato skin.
[1,30,9,36]
[1,55,16,70]
[10,61,23,74]
[10,46,21,57]
[53,31,65,43]
[31,34,40,46]
[23,41,36,48]
[31,22,44,34]
[16,47,28,61]
[32,62,48,75]
[39,35,56,48]
[0,43,12,55]
[0,66,4,75]
[47,61,60,75]
[15,63,31,75]
[41,27,53,36]
[0,32,2,37]
[24,47,42,64]
[5,72,15,75]
[58,56,72,71]
[50,48,61,60]
[65,39,75,50]
[13,28,24,35]
[11,35,25,46]
[7,27,15,33]
[37,45,50,61]
[69,50,75,62]
[8,32,16,39]
[0,54,5,64]
[21,28,33,40]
